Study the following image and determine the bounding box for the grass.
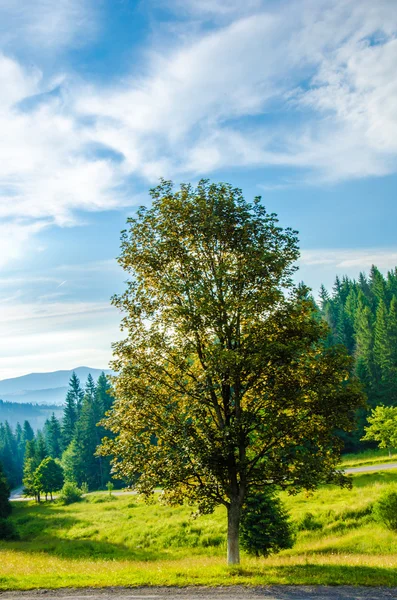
[2,470,397,589]
[339,448,397,468]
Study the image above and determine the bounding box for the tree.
[100,179,364,565]
[34,458,64,501]
[240,489,294,557]
[44,414,62,459]
[0,461,11,519]
[62,372,84,448]
[361,405,397,456]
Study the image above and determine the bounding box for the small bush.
[0,518,18,540]
[373,489,397,530]
[240,489,295,557]
[58,482,83,505]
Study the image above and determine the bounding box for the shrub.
[0,518,18,540]
[240,489,295,557]
[58,482,83,505]
[373,489,397,530]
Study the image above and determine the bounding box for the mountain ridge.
[0,367,112,405]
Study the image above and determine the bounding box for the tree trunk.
[227,500,241,565]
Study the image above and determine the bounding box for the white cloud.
[75,0,397,184]
[0,0,98,53]
[298,248,397,296]
[0,300,120,379]
[300,249,397,271]
[0,0,396,267]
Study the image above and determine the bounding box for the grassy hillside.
[2,471,397,589]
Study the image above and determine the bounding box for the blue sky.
[0,0,396,379]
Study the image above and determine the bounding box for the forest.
[319,265,397,450]
[0,371,116,491]
[0,265,396,492]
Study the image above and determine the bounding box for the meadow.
[2,470,397,590]
[339,449,397,468]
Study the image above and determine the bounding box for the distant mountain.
[0,400,64,431]
[0,367,112,405]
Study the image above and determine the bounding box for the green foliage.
[100,179,364,565]
[0,517,18,540]
[240,490,294,556]
[34,457,64,499]
[43,414,62,459]
[58,482,83,505]
[373,489,397,531]
[361,405,397,453]
[0,462,11,519]
[320,266,397,450]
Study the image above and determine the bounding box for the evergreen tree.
[0,422,19,487]
[62,373,84,448]
[0,461,11,518]
[44,414,62,459]
[319,266,397,450]
[22,421,34,445]
[35,431,48,463]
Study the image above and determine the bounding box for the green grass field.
[339,449,397,468]
[2,470,397,589]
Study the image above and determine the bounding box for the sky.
[0,0,396,379]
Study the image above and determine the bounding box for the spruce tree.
[62,373,84,448]
[44,414,62,459]
[0,461,11,518]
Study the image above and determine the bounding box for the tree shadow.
[8,503,171,562]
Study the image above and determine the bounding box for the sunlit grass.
[339,449,397,468]
[2,469,397,589]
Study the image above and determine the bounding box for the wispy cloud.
[300,249,397,271]
[0,0,396,269]
[0,0,99,54]
[0,300,120,379]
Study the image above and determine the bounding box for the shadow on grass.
[8,502,171,562]
[353,471,397,487]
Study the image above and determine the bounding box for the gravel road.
[1,586,397,600]
[343,463,397,474]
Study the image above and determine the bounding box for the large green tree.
[101,180,364,565]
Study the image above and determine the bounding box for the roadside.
[1,586,397,600]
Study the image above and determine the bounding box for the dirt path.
[1,586,396,600]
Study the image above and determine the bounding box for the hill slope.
[0,367,112,405]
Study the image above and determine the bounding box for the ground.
[2,468,397,589]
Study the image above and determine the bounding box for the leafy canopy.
[101,180,363,561]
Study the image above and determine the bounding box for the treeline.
[320,265,397,450]
[0,400,63,432]
[0,371,117,492]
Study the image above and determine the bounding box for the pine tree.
[0,461,11,518]
[0,422,18,488]
[373,299,396,405]
[44,414,62,459]
[354,298,374,396]
[369,265,388,307]
[35,432,48,463]
[62,373,84,448]
[22,421,34,445]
